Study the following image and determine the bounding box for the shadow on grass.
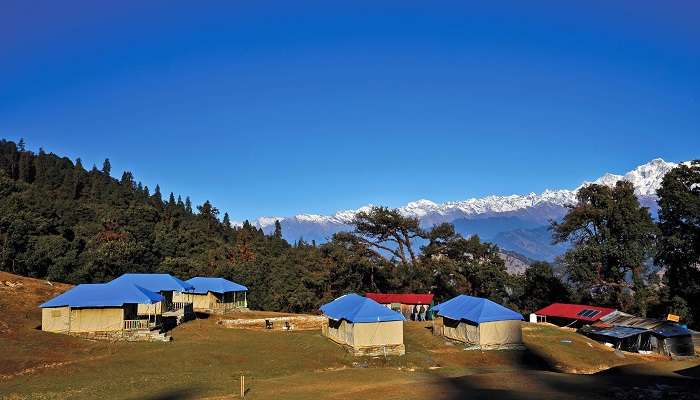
[677,364,700,378]
[433,345,700,400]
[133,386,201,400]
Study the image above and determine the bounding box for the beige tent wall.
[323,318,354,346]
[137,302,163,315]
[478,320,522,346]
[352,320,403,347]
[440,317,522,346]
[69,307,124,332]
[173,292,212,310]
[42,307,70,332]
[442,317,479,344]
[174,291,247,311]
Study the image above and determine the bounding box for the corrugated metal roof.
[40,282,163,308]
[594,311,691,338]
[586,325,647,339]
[186,277,247,294]
[432,295,523,324]
[534,303,615,321]
[110,273,194,293]
[365,293,434,305]
[320,293,405,323]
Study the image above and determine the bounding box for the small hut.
[365,293,434,320]
[581,311,695,356]
[320,293,405,356]
[173,277,248,313]
[40,282,163,334]
[533,303,615,328]
[432,295,523,348]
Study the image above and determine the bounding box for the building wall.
[441,317,522,346]
[137,301,163,315]
[442,317,479,344]
[478,320,522,346]
[323,318,354,346]
[174,291,247,311]
[352,321,404,347]
[42,307,70,332]
[173,292,212,310]
[68,307,124,332]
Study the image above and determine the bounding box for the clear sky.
[1,1,698,221]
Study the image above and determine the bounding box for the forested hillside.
[0,139,324,311]
[0,139,535,313]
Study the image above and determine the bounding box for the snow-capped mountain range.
[250,159,680,261]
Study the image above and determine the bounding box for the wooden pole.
[240,375,245,398]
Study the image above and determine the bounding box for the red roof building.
[534,303,615,326]
[365,293,434,321]
[365,293,434,305]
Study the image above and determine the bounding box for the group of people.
[409,304,430,321]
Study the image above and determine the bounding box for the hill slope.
[1,271,698,400]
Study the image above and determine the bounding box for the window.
[576,309,601,318]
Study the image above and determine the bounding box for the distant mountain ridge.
[251,159,680,261]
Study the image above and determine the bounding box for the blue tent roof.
[109,273,194,293]
[652,323,691,338]
[431,295,523,323]
[320,293,405,323]
[186,277,248,294]
[40,282,164,308]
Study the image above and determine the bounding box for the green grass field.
[1,272,699,400]
[2,319,699,400]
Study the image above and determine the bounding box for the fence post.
[240,375,245,398]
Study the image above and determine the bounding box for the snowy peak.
[254,158,681,228]
[592,173,624,187]
[624,158,677,196]
[579,158,677,196]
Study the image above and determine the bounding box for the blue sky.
[1,1,698,221]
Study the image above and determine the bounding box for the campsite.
[2,271,699,400]
[2,2,700,399]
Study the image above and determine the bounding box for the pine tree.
[75,158,84,171]
[185,196,192,213]
[223,212,231,227]
[152,185,162,201]
[177,195,184,207]
[274,220,283,239]
[102,158,111,176]
[121,171,134,188]
[18,151,34,183]
[168,192,176,207]
[17,138,26,151]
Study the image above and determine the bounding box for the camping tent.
[432,295,523,348]
[320,293,405,356]
[40,282,163,333]
[174,277,248,312]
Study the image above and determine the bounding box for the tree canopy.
[552,181,657,312]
